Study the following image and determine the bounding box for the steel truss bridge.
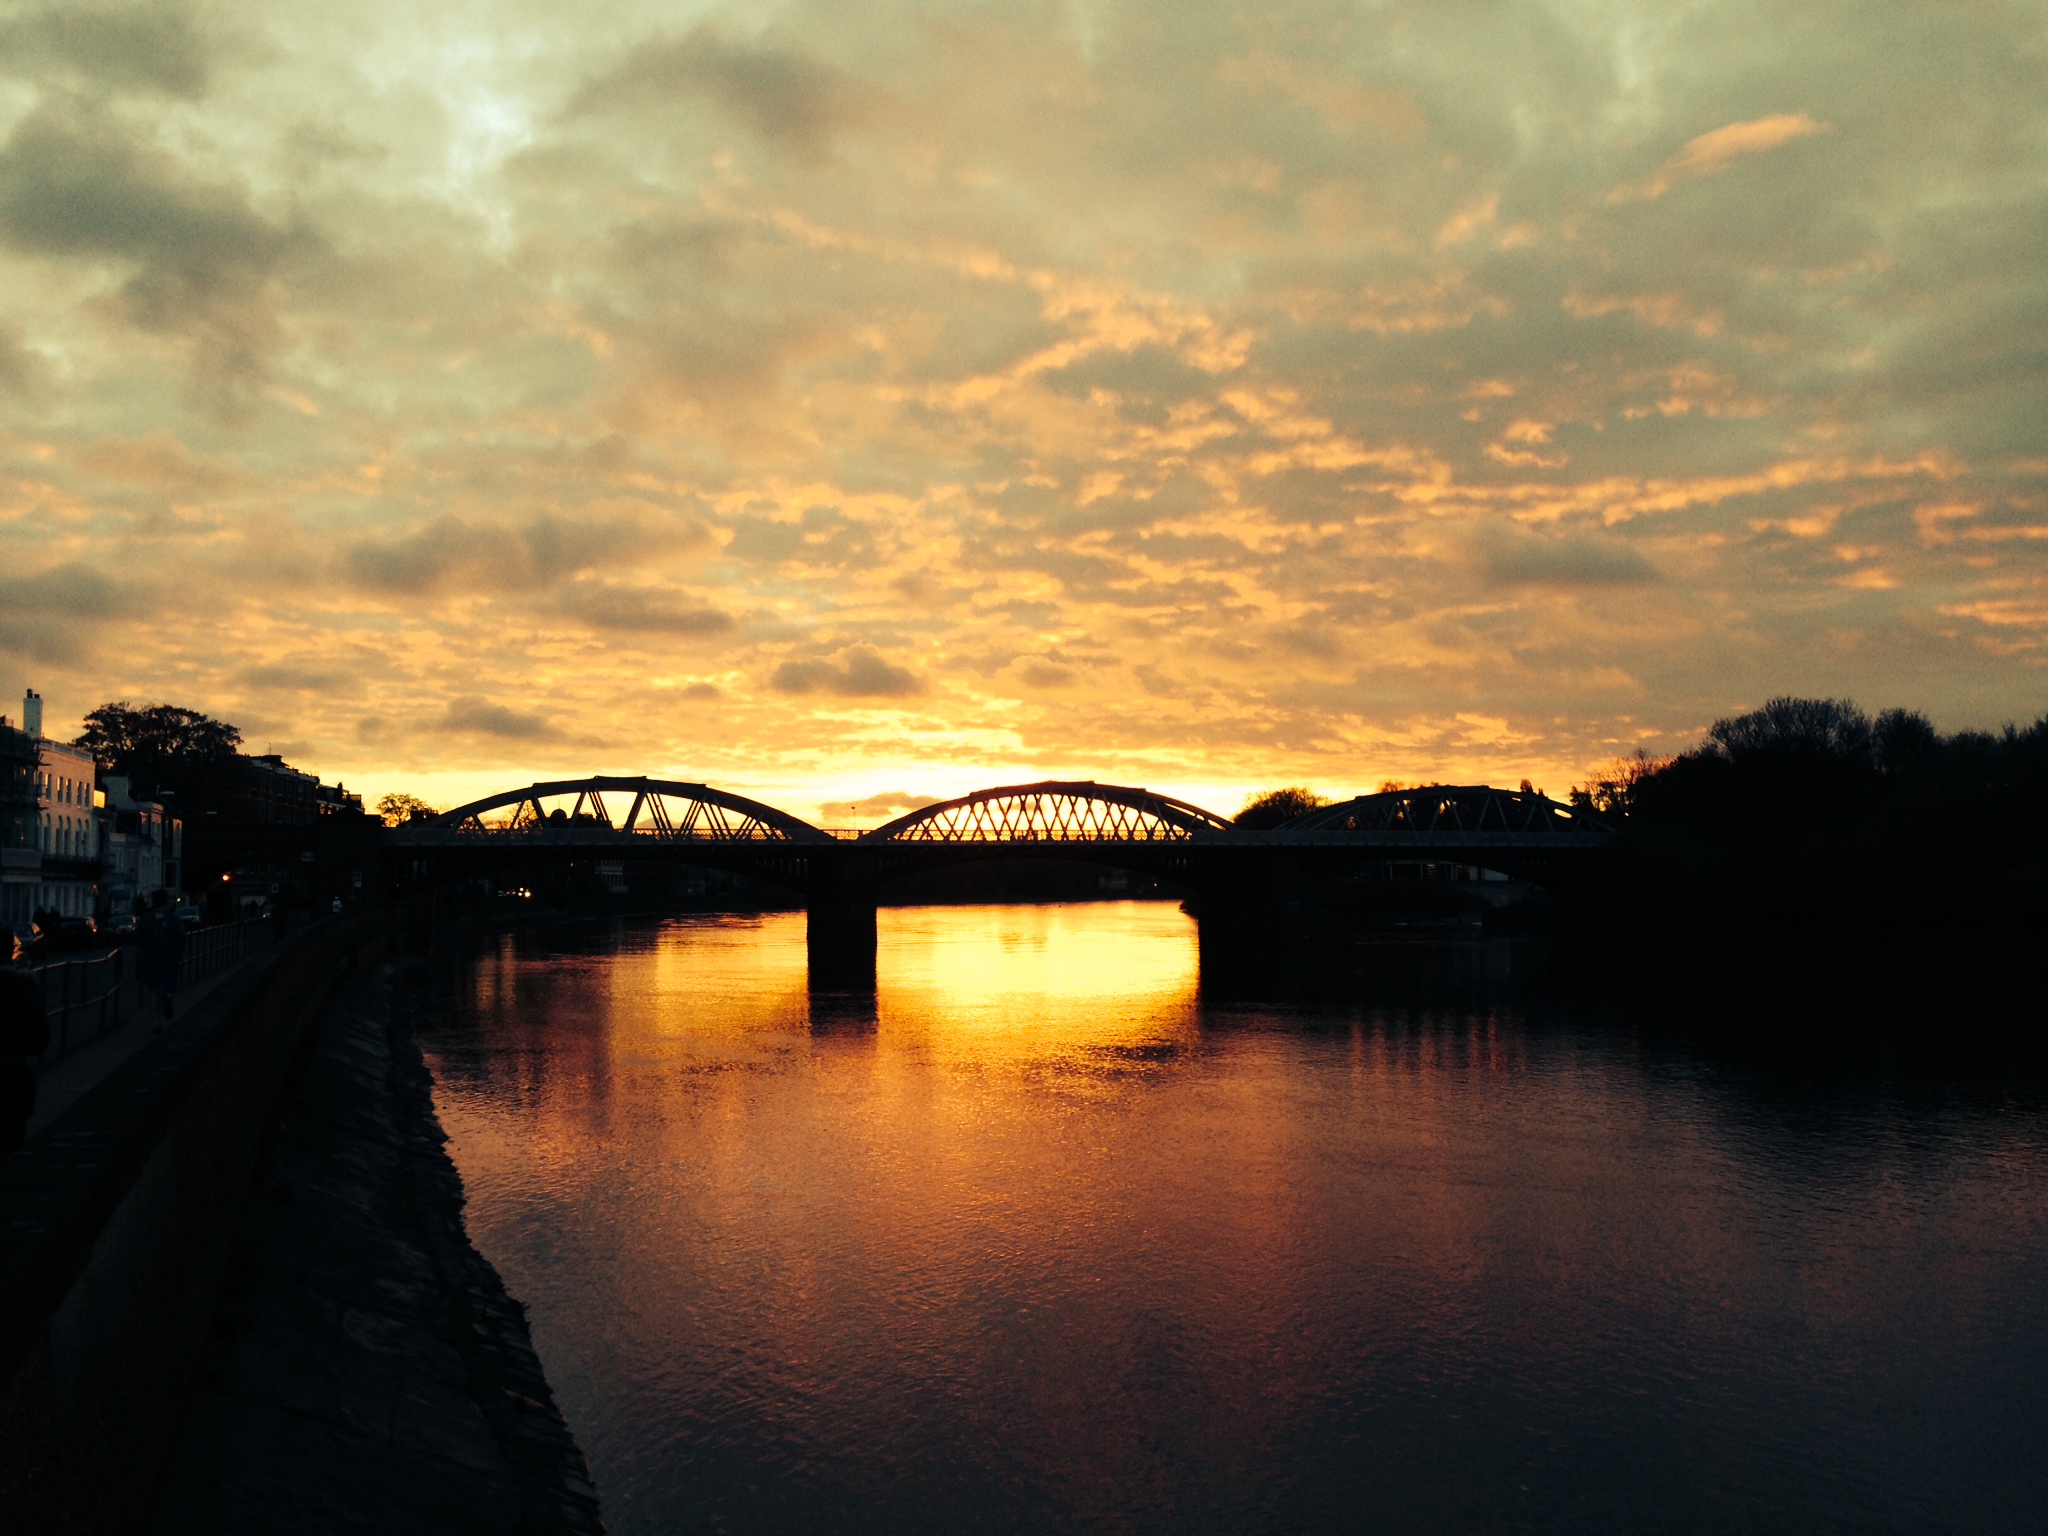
[397,776,1605,862]
[389,776,1612,983]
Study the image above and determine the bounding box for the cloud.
[559,580,736,635]
[0,562,131,618]
[1,2,2046,803]
[441,696,559,740]
[568,25,871,163]
[0,2,213,98]
[770,645,923,698]
[1613,112,1831,202]
[75,431,241,491]
[0,106,307,409]
[1475,526,1662,588]
[0,324,45,397]
[0,562,133,661]
[344,517,508,593]
[345,509,706,595]
[242,663,360,695]
[1016,660,1076,688]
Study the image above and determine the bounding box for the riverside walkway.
[149,962,601,1535]
[24,919,274,1137]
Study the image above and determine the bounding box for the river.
[417,904,2048,1534]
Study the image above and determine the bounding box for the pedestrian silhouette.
[137,891,185,1023]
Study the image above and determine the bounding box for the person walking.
[1,923,49,1160]
[137,890,185,1022]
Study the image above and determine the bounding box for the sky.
[1,0,2045,825]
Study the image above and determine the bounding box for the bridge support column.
[1191,848,1309,990]
[807,848,877,992]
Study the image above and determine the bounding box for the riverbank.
[149,961,602,1535]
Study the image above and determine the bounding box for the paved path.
[150,963,603,1535]
[24,962,247,1138]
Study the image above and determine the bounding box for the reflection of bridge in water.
[388,777,1613,986]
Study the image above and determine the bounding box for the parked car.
[175,906,204,930]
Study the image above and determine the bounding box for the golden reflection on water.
[422,903,2048,1536]
[875,903,1200,1058]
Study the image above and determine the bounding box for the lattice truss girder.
[878,787,1224,842]
[1294,788,1585,835]
[446,780,807,842]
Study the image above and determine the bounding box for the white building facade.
[2,689,186,935]
[22,689,103,923]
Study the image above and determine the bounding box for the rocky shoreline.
[149,961,603,1534]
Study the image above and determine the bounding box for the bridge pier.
[806,849,877,992]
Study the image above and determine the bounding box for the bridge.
[388,777,1613,984]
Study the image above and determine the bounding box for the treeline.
[1565,697,2048,1010]
[75,702,433,827]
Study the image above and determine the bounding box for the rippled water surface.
[419,905,2048,1534]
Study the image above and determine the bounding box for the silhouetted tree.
[1569,752,1668,819]
[376,792,439,827]
[1234,787,1329,828]
[1575,695,2048,1010]
[1706,696,1872,763]
[74,702,241,801]
[1872,708,1939,776]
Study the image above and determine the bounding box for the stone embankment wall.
[0,914,601,1534]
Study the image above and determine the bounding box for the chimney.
[22,689,42,738]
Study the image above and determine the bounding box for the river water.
[418,904,2048,1534]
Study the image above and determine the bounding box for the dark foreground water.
[418,905,2048,1535]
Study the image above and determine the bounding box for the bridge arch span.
[424,776,833,844]
[863,781,1230,844]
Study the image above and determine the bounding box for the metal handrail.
[29,949,126,1058]
[28,916,275,1062]
[177,917,270,991]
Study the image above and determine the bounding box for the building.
[3,687,359,925]
[3,689,107,928]
[100,774,181,918]
[240,753,322,823]
[0,715,38,935]
[176,748,366,914]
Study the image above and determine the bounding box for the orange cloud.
[1611,112,1832,202]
